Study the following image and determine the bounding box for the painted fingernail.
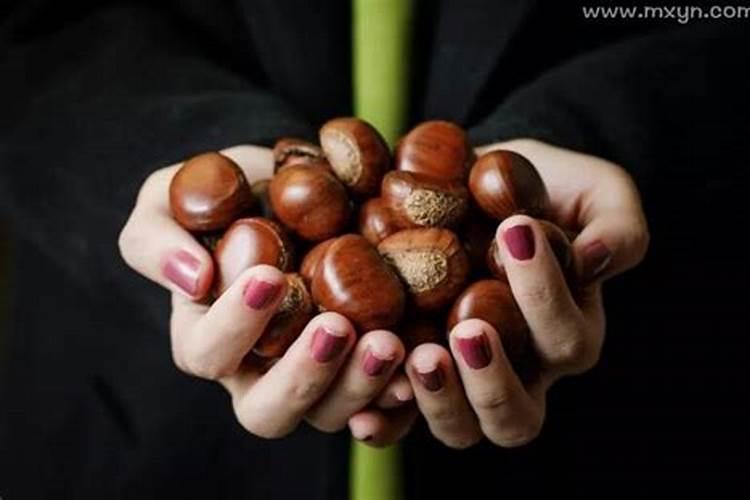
[362,349,392,377]
[416,367,444,392]
[311,327,348,363]
[163,250,201,296]
[243,278,282,309]
[503,225,535,261]
[395,385,414,402]
[457,332,492,369]
[581,240,612,281]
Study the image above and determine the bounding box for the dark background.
[1,1,749,498]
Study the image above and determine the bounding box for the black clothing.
[1,1,748,498]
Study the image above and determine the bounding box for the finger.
[573,200,649,283]
[348,405,419,448]
[170,265,286,380]
[497,215,599,373]
[119,166,214,299]
[406,344,482,449]
[306,330,406,432]
[231,312,355,438]
[449,319,544,448]
[374,372,414,409]
[219,145,274,183]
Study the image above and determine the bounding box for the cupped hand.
[359,139,649,448]
[118,146,413,441]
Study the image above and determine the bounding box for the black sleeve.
[467,23,750,193]
[0,3,314,314]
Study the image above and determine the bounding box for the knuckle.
[472,388,515,412]
[287,377,326,404]
[307,417,347,434]
[234,404,292,439]
[515,280,555,308]
[550,336,601,373]
[178,346,234,380]
[494,427,541,448]
[440,433,482,450]
[428,406,461,423]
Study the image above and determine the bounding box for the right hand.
[118,145,416,440]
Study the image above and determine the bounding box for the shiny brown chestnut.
[311,234,406,332]
[253,273,315,358]
[319,117,391,196]
[273,138,324,171]
[468,150,550,221]
[358,197,403,245]
[447,279,528,365]
[381,170,469,229]
[395,120,474,181]
[487,220,574,282]
[169,152,254,232]
[213,217,293,294]
[299,238,336,285]
[269,164,351,241]
[378,228,470,311]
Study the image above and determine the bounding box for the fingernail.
[163,250,201,296]
[581,240,611,281]
[243,278,282,309]
[311,327,348,363]
[503,225,535,261]
[395,386,414,402]
[457,332,492,369]
[416,367,444,392]
[362,349,392,377]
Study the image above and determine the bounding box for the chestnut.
[381,170,469,229]
[319,117,391,196]
[488,220,574,282]
[250,179,275,220]
[394,120,474,181]
[358,197,402,245]
[269,164,351,241]
[447,279,528,365]
[213,217,293,294]
[468,150,550,221]
[378,228,470,311]
[273,138,324,171]
[253,273,315,358]
[311,234,406,332]
[299,238,336,285]
[169,152,254,232]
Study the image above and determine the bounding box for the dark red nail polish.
[503,225,535,261]
[581,240,611,281]
[362,350,391,377]
[243,278,281,309]
[163,250,201,296]
[362,435,373,442]
[311,327,348,363]
[416,367,443,392]
[457,333,492,369]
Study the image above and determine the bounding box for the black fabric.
[1,1,748,498]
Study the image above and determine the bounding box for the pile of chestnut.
[169,118,574,371]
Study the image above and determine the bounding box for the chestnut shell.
[395,121,474,181]
[311,234,406,332]
[378,228,470,311]
[381,170,469,229]
[358,197,403,246]
[320,117,391,196]
[269,164,351,241]
[169,152,254,232]
[468,150,549,221]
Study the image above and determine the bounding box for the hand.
[395,139,649,448]
[118,145,413,440]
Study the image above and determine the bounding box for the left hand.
[350,139,649,448]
